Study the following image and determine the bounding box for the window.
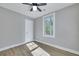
[43,13,55,38]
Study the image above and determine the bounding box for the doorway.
[25,19,33,42]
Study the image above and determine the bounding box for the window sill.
[43,35,55,38]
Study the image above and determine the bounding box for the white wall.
[0,6,32,50]
[34,4,79,52]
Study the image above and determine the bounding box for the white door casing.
[25,19,33,42]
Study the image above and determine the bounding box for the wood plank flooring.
[0,41,78,56]
[35,41,79,56]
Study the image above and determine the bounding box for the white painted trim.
[43,13,55,38]
[0,41,27,52]
[35,40,79,55]
[25,19,34,42]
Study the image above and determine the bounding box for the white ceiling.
[0,3,74,19]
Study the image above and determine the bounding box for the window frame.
[43,13,55,38]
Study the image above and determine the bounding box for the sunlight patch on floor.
[26,42,38,50]
[31,47,50,56]
[26,42,50,56]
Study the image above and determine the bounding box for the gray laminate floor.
[0,41,78,56]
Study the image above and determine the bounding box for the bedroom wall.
[0,6,32,50]
[34,4,79,52]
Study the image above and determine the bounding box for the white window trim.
[43,13,55,38]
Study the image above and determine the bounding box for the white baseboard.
[0,41,27,52]
[35,40,79,55]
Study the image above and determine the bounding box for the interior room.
[0,3,79,56]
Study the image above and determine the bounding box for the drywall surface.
[0,7,28,49]
[34,4,79,51]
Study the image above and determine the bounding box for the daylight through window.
[43,14,55,37]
